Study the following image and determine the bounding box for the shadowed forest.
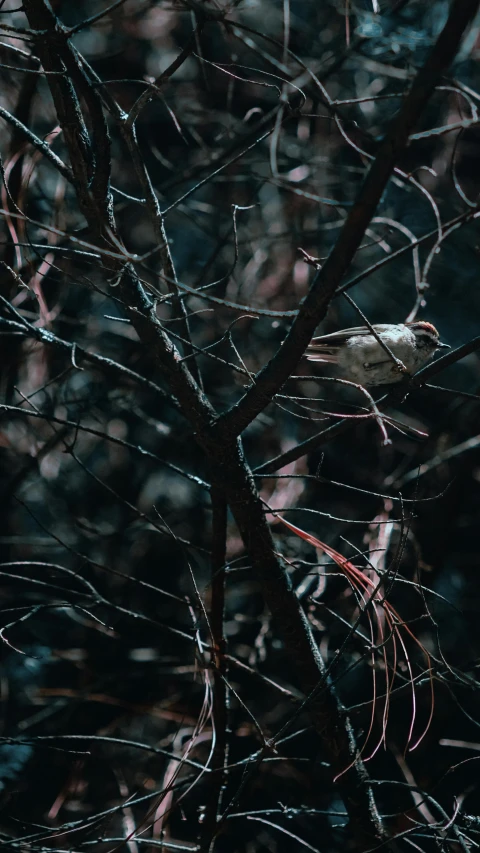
[1,1,480,851]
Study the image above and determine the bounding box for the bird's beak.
[437,341,450,348]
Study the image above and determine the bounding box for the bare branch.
[214,0,480,440]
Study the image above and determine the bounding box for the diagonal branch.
[21,0,212,436]
[254,336,480,475]
[17,4,476,849]
[213,0,480,442]
[204,437,386,849]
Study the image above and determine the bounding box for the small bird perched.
[305,321,449,386]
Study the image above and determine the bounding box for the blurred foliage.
[0,0,480,851]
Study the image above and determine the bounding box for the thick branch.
[203,437,385,849]
[22,0,98,222]
[214,0,480,441]
[15,4,411,846]
[21,1,212,436]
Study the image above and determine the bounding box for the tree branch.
[254,336,480,475]
[200,486,229,852]
[203,437,385,849]
[213,0,480,442]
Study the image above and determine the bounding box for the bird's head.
[408,321,450,352]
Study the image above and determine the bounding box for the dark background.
[0,0,480,850]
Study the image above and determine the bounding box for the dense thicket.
[1,1,480,851]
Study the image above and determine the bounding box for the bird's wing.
[307,324,395,348]
[304,352,339,363]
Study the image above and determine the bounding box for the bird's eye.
[417,335,434,348]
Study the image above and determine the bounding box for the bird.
[305,321,449,386]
